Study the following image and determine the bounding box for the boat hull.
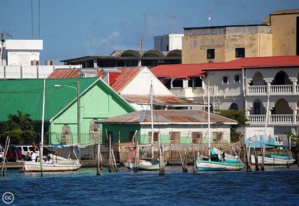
[196,160,244,171]
[24,158,81,172]
[124,162,160,171]
[250,155,295,166]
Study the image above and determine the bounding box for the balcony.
[247,85,296,95]
[249,114,298,125]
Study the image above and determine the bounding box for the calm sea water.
[1,166,299,206]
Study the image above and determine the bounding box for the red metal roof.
[100,110,237,125]
[122,95,190,105]
[202,56,299,71]
[47,69,80,78]
[150,64,211,78]
[151,56,299,79]
[109,68,142,92]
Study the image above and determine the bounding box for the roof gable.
[0,78,124,122]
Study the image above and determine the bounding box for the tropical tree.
[215,109,248,142]
[0,110,37,144]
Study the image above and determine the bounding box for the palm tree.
[1,110,36,144]
[3,110,34,131]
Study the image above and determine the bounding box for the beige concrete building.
[182,9,299,64]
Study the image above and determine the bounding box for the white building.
[151,56,299,136]
[0,39,81,79]
[154,34,183,51]
[1,39,43,66]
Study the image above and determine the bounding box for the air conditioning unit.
[31,60,39,65]
[45,60,54,65]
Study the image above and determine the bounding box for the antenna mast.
[208,0,212,26]
[169,16,176,33]
[140,14,147,53]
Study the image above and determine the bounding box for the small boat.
[23,79,81,173]
[196,157,245,171]
[124,158,163,171]
[24,153,81,172]
[196,84,244,172]
[250,146,295,166]
[196,150,244,172]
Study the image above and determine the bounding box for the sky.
[1,0,299,65]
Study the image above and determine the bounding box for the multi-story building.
[182,9,299,64]
[151,55,299,136]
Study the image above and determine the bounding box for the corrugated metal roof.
[47,69,80,78]
[122,95,190,105]
[151,56,299,79]
[150,64,210,78]
[100,110,237,125]
[0,78,100,122]
[202,56,299,71]
[110,68,142,92]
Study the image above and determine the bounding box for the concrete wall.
[182,26,272,64]
[154,34,183,51]
[271,13,299,56]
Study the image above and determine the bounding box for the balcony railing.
[249,114,296,125]
[248,85,295,95]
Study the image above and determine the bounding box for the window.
[253,102,261,114]
[234,75,240,83]
[212,132,223,144]
[148,132,159,144]
[170,132,180,144]
[188,78,202,88]
[192,132,202,144]
[230,103,238,111]
[222,76,229,84]
[207,49,215,59]
[235,48,245,58]
[172,79,183,88]
[194,78,202,87]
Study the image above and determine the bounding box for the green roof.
[0,78,102,122]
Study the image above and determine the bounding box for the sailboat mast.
[150,82,154,158]
[40,78,45,177]
[208,80,211,161]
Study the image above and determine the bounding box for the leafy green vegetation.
[0,110,37,144]
[215,109,248,143]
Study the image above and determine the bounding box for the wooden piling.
[108,135,113,173]
[134,142,139,173]
[179,145,188,173]
[96,144,101,176]
[245,145,252,172]
[260,145,265,171]
[1,137,10,177]
[192,144,196,173]
[254,149,260,171]
[159,144,165,176]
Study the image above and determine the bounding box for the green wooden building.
[0,78,135,145]
[99,110,237,145]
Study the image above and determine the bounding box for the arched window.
[230,103,238,111]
